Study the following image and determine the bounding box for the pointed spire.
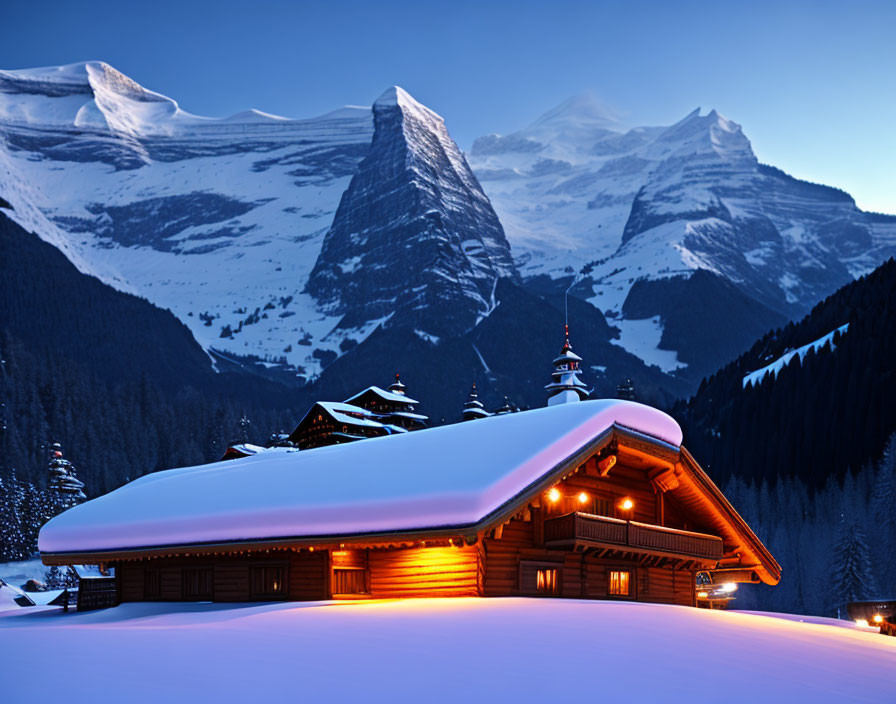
[545,323,591,406]
[462,380,490,421]
[389,371,406,395]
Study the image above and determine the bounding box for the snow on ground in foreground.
[1,599,893,703]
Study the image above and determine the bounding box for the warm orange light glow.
[873,614,884,624]
[620,497,634,511]
[856,619,870,628]
[697,591,709,598]
[536,568,558,593]
[333,551,348,557]
[548,487,561,503]
[577,491,589,504]
[609,570,630,596]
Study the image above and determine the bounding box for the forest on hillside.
[677,258,896,488]
[723,432,896,615]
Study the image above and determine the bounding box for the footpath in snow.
[1,598,893,703]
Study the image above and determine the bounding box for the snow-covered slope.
[0,61,374,380]
[1,599,893,703]
[742,323,849,388]
[306,86,518,339]
[470,97,896,374]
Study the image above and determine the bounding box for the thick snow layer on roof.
[316,401,385,428]
[39,400,681,554]
[344,386,419,405]
[743,324,849,388]
[1,600,893,702]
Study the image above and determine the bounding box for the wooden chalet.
[39,400,779,605]
[287,401,404,450]
[344,374,428,431]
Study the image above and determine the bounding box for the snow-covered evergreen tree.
[829,516,879,617]
[0,472,29,560]
[44,565,78,590]
[47,443,86,512]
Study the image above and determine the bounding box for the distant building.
[493,397,520,415]
[344,374,428,432]
[287,373,428,450]
[461,381,490,421]
[545,325,591,406]
[616,378,636,401]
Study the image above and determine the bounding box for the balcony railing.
[544,512,723,561]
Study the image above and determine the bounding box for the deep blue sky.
[3,0,894,212]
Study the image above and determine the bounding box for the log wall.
[368,546,480,598]
[116,550,326,602]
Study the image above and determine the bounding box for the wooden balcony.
[544,512,723,561]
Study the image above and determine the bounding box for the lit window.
[333,568,368,595]
[609,570,631,596]
[536,568,558,594]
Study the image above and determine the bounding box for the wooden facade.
[74,428,778,606]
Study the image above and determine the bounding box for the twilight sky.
[3,0,894,213]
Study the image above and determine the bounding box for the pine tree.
[44,565,78,590]
[47,443,86,512]
[829,516,879,617]
[871,431,896,592]
[0,472,29,560]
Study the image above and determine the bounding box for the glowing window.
[536,568,558,595]
[609,570,631,596]
[333,568,368,595]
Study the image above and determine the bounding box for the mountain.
[0,209,306,493]
[469,98,896,381]
[673,257,896,488]
[3,62,895,398]
[0,61,374,382]
[306,87,518,339]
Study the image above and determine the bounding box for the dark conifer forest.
[0,212,304,500]
[676,258,896,488]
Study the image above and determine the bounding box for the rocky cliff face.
[307,87,518,338]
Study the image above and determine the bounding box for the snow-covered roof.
[316,401,385,429]
[344,386,420,406]
[385,411,429,421]
[553,349,583,364]
[39,400,680,555]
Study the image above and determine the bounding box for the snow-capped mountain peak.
[529,90,626,132]
[0,61,190,136]
[307,85,518,338]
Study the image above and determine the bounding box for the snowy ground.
[1,598,893,703]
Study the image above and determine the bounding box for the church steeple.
[545,324,591,406]
[462,381,490,421]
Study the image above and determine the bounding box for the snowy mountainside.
[306,87,518,339]
[0,61,374,381]
[470,96,896,378]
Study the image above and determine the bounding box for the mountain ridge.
[3,60,895,394]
